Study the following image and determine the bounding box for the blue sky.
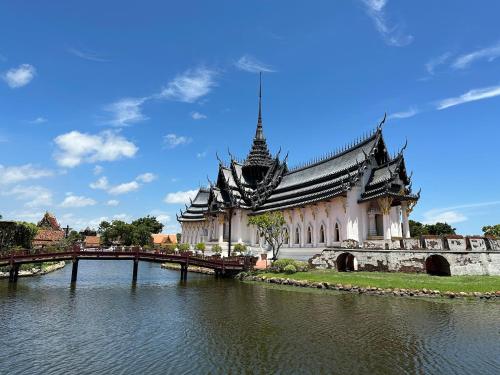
[0,0,499,234]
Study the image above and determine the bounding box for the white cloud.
[106,199,119,206]
[93,165,104,175]
[158,67,217,103]
[2,185,53,208]
[452,42,500,70]
[423,210,467,225]
[136,172,157,183]
[53,130,138,167]
[0,164,54,185]
[388,107,418,119]
[235,55,275,73]
[108,181,140,195]
[361,0,413,47]
[68,47,110,62]
[105,97,148,126]
[29,117,47,124]
[90,176,109,190]
[425,52,452,75]
[60,195,97,208]
[196,151,207,159]
[164,189,198,204]
[163,134,192,148]
[2,64,36,88]
[113,213,131,221]
[436,84,500,110]
[191,111,207,120]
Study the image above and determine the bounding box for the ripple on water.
[1,261,499,375]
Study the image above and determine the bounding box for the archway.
[336,252,357,272]
[319,225,325,244]
[334,223,340,242]
[425,255,451,276]
[307,226,312,244]
[295,227,300,245]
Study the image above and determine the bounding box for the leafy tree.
[212,244,222,255]
[248,211,288,260]
[482,224,500,238]
[426,222,456,235]
[14,222,38,249]
[233,243,247,255]
[409,220,428,237]
[63,230,83,246]
[195,242,206,254]
[176,233,181,243]
[131,216,163,234]
[178,243,190,252]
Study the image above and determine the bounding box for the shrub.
[195,242,206,254]
[178,243,190,252]
[272,258,309,273]
[164,243,177,253]
[293,260,310,272]
[284,264,297,274]
[233,243,247,255]
[212,244,222,254]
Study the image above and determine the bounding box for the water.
[0,261,499,375]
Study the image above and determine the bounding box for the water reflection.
[0,261,498,375]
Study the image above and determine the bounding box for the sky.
[0,0,499,235]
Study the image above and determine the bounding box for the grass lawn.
[259,270,500,293]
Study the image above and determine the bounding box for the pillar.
[368,208,377,237]
[377,197,393,241]
[180,264,188,280]
[401,202,411,238]
[9,264,19,283]
[218,216,224,244]
[345,189,360,242]
[325,205,331,246]
[236,210,242,243]
[71,259,79,283]
[132,259,139,282]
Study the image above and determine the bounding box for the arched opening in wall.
[319,225,325,243]
[284,227,289,245]
[334,223,340,242]
[425,255,451,276]
[336,252,357,272]
[307,226,312,244]
[295,227,300,245]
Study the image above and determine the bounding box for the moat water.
[0,261,499,375]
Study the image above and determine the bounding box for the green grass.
[259,270,500,293]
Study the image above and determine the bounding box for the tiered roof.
[178,82,419,223]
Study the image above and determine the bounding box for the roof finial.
[255,72,264,140]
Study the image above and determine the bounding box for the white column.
[383,214,391,240]
[345,189,360,242]
[368,208,377,237]
[401,202,410,238]
[378,197,393,241]
[236,210,242,243]
[218,216,224,244]
[325,205,331,246]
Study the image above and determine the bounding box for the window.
[320,225,325,243]
[334,223,340,242]
[307,226,312,244]
[295,227,300,244]
[284,228,289,245]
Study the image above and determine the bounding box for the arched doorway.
[425,255,451,276]
[336,252,357,272]
[334,223,340,242]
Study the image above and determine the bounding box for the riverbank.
[0,261,66,279]
[161,262,214,275]
[238,270,500,300]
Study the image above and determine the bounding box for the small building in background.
[152,234,178,248]
[84,235,101,249]
[33,212,65,248]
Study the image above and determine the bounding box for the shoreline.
[161,262,214,275]
[238,273,500,300]
[0,261,67,279]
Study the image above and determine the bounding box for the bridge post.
[132,259,139,283]
[180,264,188,281]
[71,259,79,283]
[9,264,19,283]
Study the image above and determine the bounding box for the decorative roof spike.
[216,151,224,166]
[189,197,193,205]
[377,112,387,130]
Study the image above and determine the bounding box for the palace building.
[178,79,420,249]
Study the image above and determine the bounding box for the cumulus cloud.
[106,199,119,206]
[158,67,217,103]
[436,84,500,110]
[105,97,148,126]
[164,189,198,204]
[452,42,500,70]
[235,55,275,73]
[89,176,109,190]
[60,195,97,208]
[53,130,138,168]
[93,165,104,175]
[2,64,36,88]
[163,134,192,148]
[136,172,157,183]
[191,111,207,120]
[361,0,413,47]
[0,164,54,185]
[2,185,53,208]
[108,181,140,195]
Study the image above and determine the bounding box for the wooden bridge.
[0,247,257,283]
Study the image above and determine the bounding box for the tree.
[426,222,456,235]
[248,211,288,260]
[483,224,500,238]
[409,220,428,237]
[131,216,163,234]
[14,222,38,249]
[64,230,83,246]
[97,216,164,247]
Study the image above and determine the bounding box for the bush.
[212,244,222,254]
[195,242,206,254]
[283,264,297,274]
[164,243,177,253]
[233,243,247,255]
[272,258,309,273]
[178,243,190,252]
